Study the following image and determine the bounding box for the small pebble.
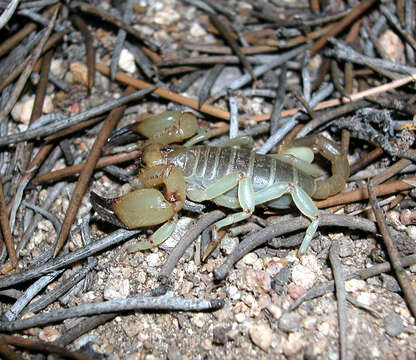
[11,95,54,124]
[70,62,88,86]
[118,48,137,74]
[241,269,271,293]
[400,209,416,225]
[271,266,290,295]
[191,313,207,328]
[406,226,416,241]
[122,321,140,337]
[220,236,239,255]
[292,264,316,289]
[345,279,366,292]
[227,285,241,301]
[288,283,305,299]
[384,312,404,337]
[242,252,258,265]
[379,30,405,63]
[103,279,130,299]
[282,332,306,357]
[39,327,60,342]
[279,312,302,333]
[146,253,161,267]
[189,22,206,37]
[235,312,246,323]
[213,326,230,345]
[266,304,282,320]
[154,7,179,25]
[248,322,273,351]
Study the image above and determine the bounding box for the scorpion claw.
[90,192,127,228]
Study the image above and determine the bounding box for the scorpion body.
[164,145,315,210]
[92,111,349,257]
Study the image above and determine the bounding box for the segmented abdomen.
[180,146,314,195]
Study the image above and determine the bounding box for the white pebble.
[227,285,241,301]
[249,322,273,351]
[291,264,316,289]
[11,95,54,124]
[103,279,130,299]
[356,292,375,306]
[146,253,161,267]
[118,49,137,74]
[154,8,179,25]
[189,22,206,37]
[242,252,258,265]
[345,279,366,292]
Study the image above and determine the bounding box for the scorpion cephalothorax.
[92,111,349,257]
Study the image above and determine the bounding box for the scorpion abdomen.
[167,146,316,209]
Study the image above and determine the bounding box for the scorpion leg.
[217,135,254,148]
[188,172,255,260]
[254,181,319,255]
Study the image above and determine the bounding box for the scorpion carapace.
[92,111,350,257]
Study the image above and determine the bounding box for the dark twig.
[228,95,239,139]
[368,182,416,318]
[170,70,204,94]
[0,89,153,146]
[53,313,117,347]
[110,0,134,80]
[209,14,256,80]
[0,337,23,360]
[158,210,225,283]
[0,335,95,360]
[0,6,58,123]
[0,0,20,30]
[197,64,224,108]
[25,258,98,314]
[70,15,95,90]
[215,214,378,280]
[0,4,59,57]
[32,150,140,184]
[295,99,369,137]
[311,0,378,55]
[327,37,416,74]
[0,180,17,269]
[349,147,383,175]
[0,229,140,289]
[23,49,54,171]
[0,29,69,92]
[380,5,416,52]
[270,64,287,135]
[0,295,225,332]
[290,253,416,311]
[69,1,156,51]
[329,239,347,360]
[3,270,63,321]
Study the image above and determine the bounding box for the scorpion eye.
[161,146,174,153]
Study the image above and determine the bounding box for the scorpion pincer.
[92,111,350,258]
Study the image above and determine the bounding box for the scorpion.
[92,110,350,258]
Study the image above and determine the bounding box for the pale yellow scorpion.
[92,111,349,258]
